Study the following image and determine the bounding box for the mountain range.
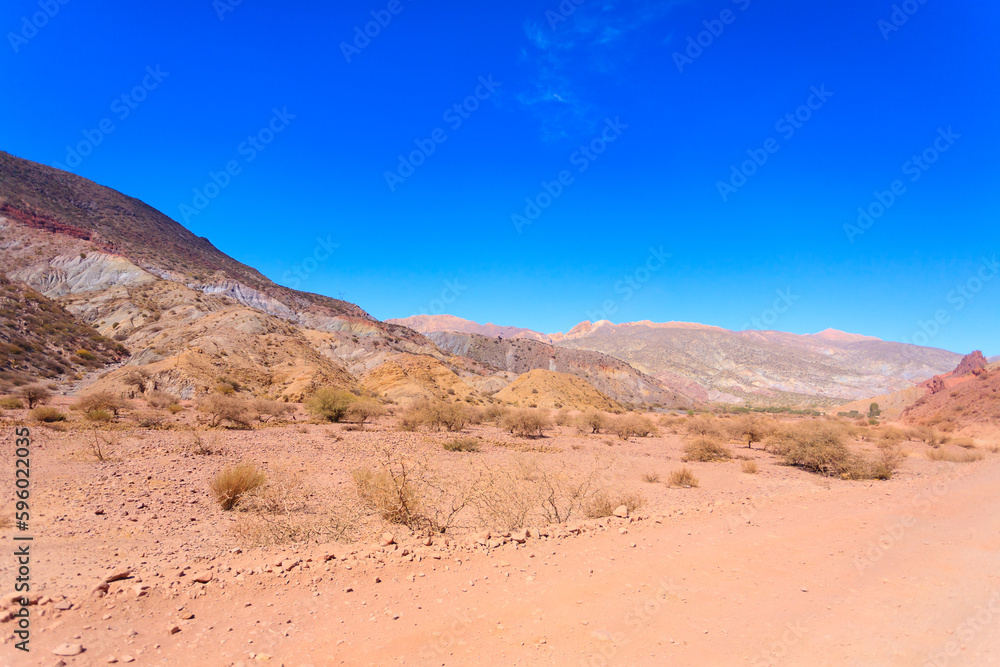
[0,150,969,409]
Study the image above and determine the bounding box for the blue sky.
[2,0,998,354]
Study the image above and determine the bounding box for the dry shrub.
[344,400,386,427]
[75,391,127,417]
[146,390,178,409]
[305,388,356,423]
[241,467,309,514]
[211,462,267,510]
[198,394,252,428]
[861,446,906,480]
[658,414,685,433]
[88,430,115,462]
[482,404,510,424]
[576,409,608,434]
[926,447,984,463]
[191,434,221,456]
[668,467,699,488]
[608,413,656,441]
[252,397,295,423]
[683,437,732,462]
[584,489,646,518]
[501,408,552,438]
[906,425,946,445]
[772,421,852,476]
[401,399,471,432]
[0,396,23,409]
[949,437,977,449]
[641,471,661,483]
[729,415,777,448]
[443,437,481,452]
[686,415,723,439]
[876,426,906,444]
[85,409,112,422]
[135,411,166,428]
[31,406,66,423]
[167,403,184,414]
[554,407,574,426]
[17,384,52,409]
[353,446,479,534]
[741,460,759,474]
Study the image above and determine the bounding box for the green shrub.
[305,388,357,423]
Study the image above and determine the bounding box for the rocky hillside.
[0,152,459,400]
[0,273,127,388]
[902,351,999,426]
[388,315,552,342]
[424,331,693,409]
[494,369,622,411]
[554,320,962,406]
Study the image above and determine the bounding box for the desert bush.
[482,404,510,424]
[443,437,481,452]
[0,396,23,409]
[905,425,946,446]
[658,414,685,433]
[191,434,221,456]
[198,394,253,428]
[668,467,699,488]
[686,415,723,439]
[926,447,983,463]
[641,471,661,483]
[861,446,906,480]
[344,400,386,427]
[774,421,852,476]
[729,415,776,448]
[949,437,978,449]
[399,399,470,432]
[121,369,150,394]
[501,408,552,438]
[211,462,267,510]
[584,489,646,518]
[146,390,178,409]
[683,437,733,462]
[305,388,356,423]
[85,409,112,422]
[17,384,51,409]
[608,413,656,441]
[87,430,115,461]
[167,403,184,414]
[75,391,127,417]
[576,409,608,434]
[240,467,309,515]
[741,460,759,474]
[251,397,295,423]
[75,349,96,361]
[554,407,574,427]
[31,406,66,423]
[876,426,906,444]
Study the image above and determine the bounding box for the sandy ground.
[2,406,999,666]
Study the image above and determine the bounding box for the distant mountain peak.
[810,328,882,343]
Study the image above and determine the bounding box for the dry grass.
[683,436,732,462]
[641,471,661,483]
[443,437,481,452]
[741,460,759,474]
[31,406,66,423]
[926,447,984,463]
[584,489,646,518]
[211,462,267,510]
[668,467,699,488]
[84,409,112,422]
[0,396,23,409]
[608,413,657,441]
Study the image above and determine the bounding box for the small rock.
[105,570,131,583]
[168,624,181,635]
[52,643,84,656]
[379,533,395,547]
[613,505,628,518]
[191,572,213,584]
[179,611,194,620]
